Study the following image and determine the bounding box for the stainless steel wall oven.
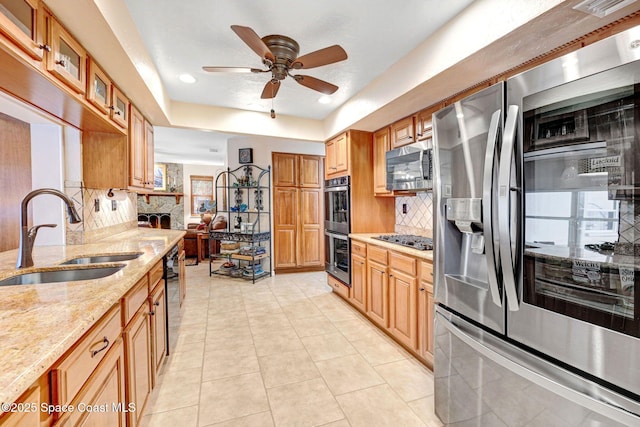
[324,176,351,285]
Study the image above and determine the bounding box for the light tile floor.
[140,263,443,427]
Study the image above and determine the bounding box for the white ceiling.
[122,0,474,164]
[122,0,474,121]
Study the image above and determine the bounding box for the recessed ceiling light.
[318,96,331,104]
[179,73,196,84]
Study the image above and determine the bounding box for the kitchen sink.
[60,252,143,265]
[0,264,126,286]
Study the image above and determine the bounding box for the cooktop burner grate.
[372,234,433,251]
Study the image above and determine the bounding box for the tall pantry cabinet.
[272,153,324,273]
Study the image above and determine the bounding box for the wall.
[395,192,434,238]
[227,136,325,172]
[137,162,185,229]
[31,124,64,246]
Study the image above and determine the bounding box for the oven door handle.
[325,186,349,193]
[325,231,348,240]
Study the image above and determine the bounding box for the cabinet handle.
[329,167,337,170]
[91,336,110,358]
[55,59,66,67]
[39,44,51,52]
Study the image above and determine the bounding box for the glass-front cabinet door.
[87,58,111,115]
[0,0,46,59]
[111,85,129,129]
[46,16,86,94]
[523,64,639,338]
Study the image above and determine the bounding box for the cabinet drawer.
[351,240,366,257]
[368,244,388,265]
[148,260,163,292]
[420,261,434,293]
[328,275,350,299]
[389,251,416,276]
[0,385,40,427]
[50,304,121,408]
[122,276,148,326]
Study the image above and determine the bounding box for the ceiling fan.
[202,25,347,100]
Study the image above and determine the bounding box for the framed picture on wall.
[239,148,253,164]
[154,163,166,190]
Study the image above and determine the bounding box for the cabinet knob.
[55,59,66,67]
[419,287,425,291]
[389,274,393,278]
[154,301,160,306]
[39,44,51,52]
[149,310,155,316]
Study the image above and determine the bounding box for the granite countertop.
[0,228,185,406]
[349,233,434,262]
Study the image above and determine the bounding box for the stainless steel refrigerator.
[433,25,640,426]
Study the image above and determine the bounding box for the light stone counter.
[0,228,185,406]
[349,233,434,262]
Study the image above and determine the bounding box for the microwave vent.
[573,0,637,17]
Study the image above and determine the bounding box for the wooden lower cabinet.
[345,239,434,368]
[350,252,367,312]
[389,269,418,350]
[273,186,323,271]
[367,259,389,328]
[123,304,152,427]
[150,281,167,386]
[0,386,41,427]
[328,274,349,299]
[389,252,418,350]
[419,261,435,367]
[56,338,127,427]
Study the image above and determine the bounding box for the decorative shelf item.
[209,164,271,282]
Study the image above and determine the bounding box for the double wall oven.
[324,176,351,285]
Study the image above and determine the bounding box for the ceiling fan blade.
[202,66,265,73]
[231,25,275,63]
[291,45,347,69]
[293,75,338,95]
[261,80,281,99]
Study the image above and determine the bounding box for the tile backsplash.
[65,183,138,244]
[395,192,434,237]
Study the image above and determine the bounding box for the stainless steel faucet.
[17,188,82,269]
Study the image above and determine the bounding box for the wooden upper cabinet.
[87,58,111,115]
[273,153,298,187]
[145,120,154,189]
[129,105,146,188]
[390,116,415,148]
[325,132,349,178]
[0,0,46,60]
[415,109,433,142]
[373,127,391,196]
[300,155,322,187]
[273,152,322,188]
[111,85,129,129]
[46,16,86,94]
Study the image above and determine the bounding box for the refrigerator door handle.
[482,109,502,307]
[498,105,520,311]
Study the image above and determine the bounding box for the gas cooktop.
[372,234,433,251]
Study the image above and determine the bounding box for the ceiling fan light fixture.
[179,73,196,84]
[318,95,331,104]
